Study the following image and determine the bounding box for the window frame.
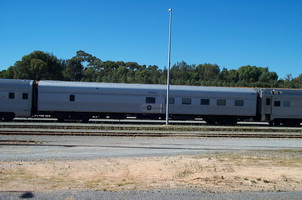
[9,92,15,99]
[200,99,210,105]
[235,100,244,106]
[165,98,175,104]
[266,98,271,106]
[182,98,192,105]
[70,95,75,102]
[22,93,29,100]
[274,101,281,107]
[146,97,156,104]
[217,99,226,106]
[283,101,290,107]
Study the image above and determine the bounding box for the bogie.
[204,116,238,126]
[0,112,15,122]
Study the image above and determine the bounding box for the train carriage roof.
[0,79,34,90]
[38,80,257,94]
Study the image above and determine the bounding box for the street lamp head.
[168,8,172,12]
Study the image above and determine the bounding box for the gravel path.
[1,190,302,200]
[1,136,302,162]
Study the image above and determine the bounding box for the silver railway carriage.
[0,79,302,126]
[0,79,34,121]
[36,80,257,124]
[258,88,302,127]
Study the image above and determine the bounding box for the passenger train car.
[0,79,302,126]
[0,79,34,121]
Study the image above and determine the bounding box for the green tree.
[65,50,102,81]
[171,61,193,85]
[1,49,298,88]
[64,58,83,81]
[292,74,302,88]
[3,51,64,80]
[236,65,278,87]
[195,63,220,85]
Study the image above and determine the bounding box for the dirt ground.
[1,150,302,192]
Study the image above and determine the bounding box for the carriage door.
[264,97,272,121]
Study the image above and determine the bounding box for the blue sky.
[1,0,302,79]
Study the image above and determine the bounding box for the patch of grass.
[251,180,257,184]
[116,179,135,187]
[84,179,106,189]
[0,168,36,182]
[276,149,302,153]
[175,169,193,179]
[193,150,302,168]
[84,178,136,191]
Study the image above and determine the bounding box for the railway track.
[0,122,302,138]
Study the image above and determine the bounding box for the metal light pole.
[166,8,172,125]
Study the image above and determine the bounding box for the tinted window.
[283,101,290,107]
[182,98,191,105]
[266,98,271,105]
[146,97,156,104]
[70,95,75,102]
[165,98,175,104]
[22,93,29,100]
[9,92,15,99]
[217,99,226,106]
[274,101,281,107]
[200,99,210,105]
[235,100,244,106]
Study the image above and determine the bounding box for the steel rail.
[0,123,301,138]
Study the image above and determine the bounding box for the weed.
[251,180,257,184]
[175,170,193,179]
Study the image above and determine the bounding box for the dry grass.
[1,150,302,192]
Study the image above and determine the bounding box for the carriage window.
[217,99,226,106]
[9,92,15,99]
[235,100,244,106]
[274,101,281,107]
[283,101,290,107]
[165,98,175,104]
[70,95,75,102]
[266,98,271,105]
[200,99,210,105]
[22,93,28,100]
[182,98,191,105]
[146,97,156,104]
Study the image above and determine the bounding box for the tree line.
[1,50,301,88]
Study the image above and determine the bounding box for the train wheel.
[80,114,91,123]
[269,120,281,126]
[54,113,67,122]
[110,114,126,119]
[204,117,218,125]
[204,116,237,126]
[281,119,301,127]
[1,113,15,122]
[221,117,238,126]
